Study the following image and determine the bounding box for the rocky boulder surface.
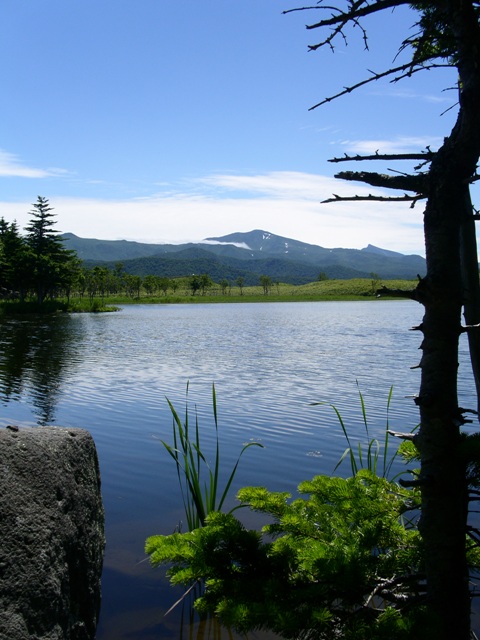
[0,426,105,640]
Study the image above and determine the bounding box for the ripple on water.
[1,301,475,639]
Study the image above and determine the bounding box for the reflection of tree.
[0,315,82,425]
[178,584,235,640]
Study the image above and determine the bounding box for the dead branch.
[334,169,426,193]
[399,477,426,488]
[410,323,424,332]
[329,151,436,163]
[321,193,425,204]
[377,286,417,300]
[284,1,410,54]
[365,573,426,608]
[308,62,447,110]
[460,323,480,334]
[283,2,452,112]
[387,430,417,440]
[307,1,410,29]
[282,1,408,22]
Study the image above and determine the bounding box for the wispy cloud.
[197,171,346,200]
[337,136,443,155]
[369,85,456,104]
[0,149,67,178]
[0,171,426,256]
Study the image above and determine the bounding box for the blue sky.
[0,1,461,255]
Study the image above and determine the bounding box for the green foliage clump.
[0,197,80,307]
[146,470,424,639]
[146,386,480,638]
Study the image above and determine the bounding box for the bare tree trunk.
[415,175,470,639]
[413,5,480,635]
[293,2,480,634]
[460,188,480,416]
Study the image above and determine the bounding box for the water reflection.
[171,583,280,640]
[0,315,83,425]
[0,302,446,639]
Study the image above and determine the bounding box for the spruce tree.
[24,196,77,304]
[0,218,31,301]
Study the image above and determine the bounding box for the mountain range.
[61,229,426,285]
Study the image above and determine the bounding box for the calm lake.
[0,301,477,638]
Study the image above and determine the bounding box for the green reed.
[162,383,264,530]
[314,385,413,480]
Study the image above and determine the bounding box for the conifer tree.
[24,196,78,303]
[0,218,32,301]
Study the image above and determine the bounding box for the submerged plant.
[160,383,264,530]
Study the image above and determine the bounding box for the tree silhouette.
[283,2,480,636]
[25,196,78,304]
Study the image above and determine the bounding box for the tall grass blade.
[327,404,358,475]
[384,385,394,478]
[161,383,264,529]
[313,385,414,481]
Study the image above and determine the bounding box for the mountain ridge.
[61,229,425,285]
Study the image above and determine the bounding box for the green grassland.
[0,278,418,315]
[94,277,417,307]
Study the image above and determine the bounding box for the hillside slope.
[62,229,426,283]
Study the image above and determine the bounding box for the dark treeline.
[0,199,272,305]
[0,197,80,304]
[0,198,386,308]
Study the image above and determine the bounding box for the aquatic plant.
[312,382,406,480]
[161,383,264,530]
[145,385,427,637]
[313,385,416,480]
[146,470,426,640]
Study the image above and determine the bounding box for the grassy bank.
[0,278,417,315]
[95,278,417,306]
[0,298,119,316]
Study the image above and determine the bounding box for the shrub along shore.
[0,278,417,315]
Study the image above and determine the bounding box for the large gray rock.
[0,426,105,640]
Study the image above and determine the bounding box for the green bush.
[145,388,480,639]
[146,471,424,639]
